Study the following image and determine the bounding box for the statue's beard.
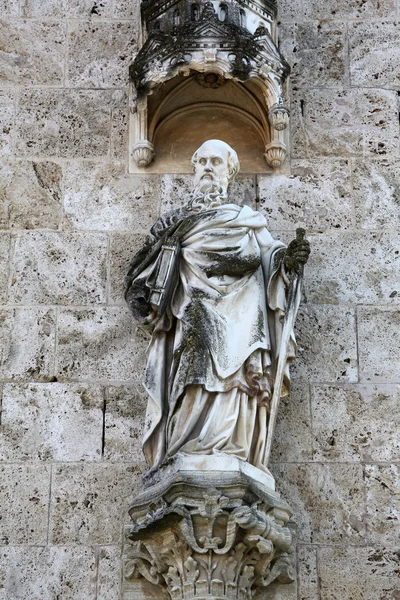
[188,183,228,213]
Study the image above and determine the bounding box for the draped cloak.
[125,203,300,471]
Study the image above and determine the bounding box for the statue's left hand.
[283,235,310,274]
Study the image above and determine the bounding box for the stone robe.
[126,203,299,471]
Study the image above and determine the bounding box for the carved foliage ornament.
[129,0,291,171]
[125,486,295,600]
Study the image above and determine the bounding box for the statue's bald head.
[191,140,240,195]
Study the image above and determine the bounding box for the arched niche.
[130,74,287,173]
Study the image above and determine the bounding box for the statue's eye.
[199,158,207,165]
[212,158,222,166]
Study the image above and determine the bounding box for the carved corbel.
[123,460,296,600]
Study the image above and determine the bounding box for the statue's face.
[193,141,230,193]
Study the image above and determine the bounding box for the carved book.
[147,242,180,315]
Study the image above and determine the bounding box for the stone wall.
[0,0,399,598]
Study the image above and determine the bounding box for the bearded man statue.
[125,139,310,477]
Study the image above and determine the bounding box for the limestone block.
[312,384,400,462]
[0,233,10,304]
[350,21,400,88]
[304,231,400,304]
[16,89,114,158]
[160,173,256,215]
[111,90,128,159]
[0,382,103,461]
[291,88,399,159]
[0,20,65,86]
[365,464,400,545]
[270,381,313,463]
[67,22,138,88]
[352,158,400,228]
[318,546,400,600]
[279,22,347,88]
[0,159,62,230]
[97,546,122,600]
[272,464,365,544]
[258,160,353,231]
[303,0,396,19]
[160,174,194,214]
[49,463,140,544]
[0,0,19,16]
[64,162,161,231]
[0,90,14,157]
[56,307,147,382]
[277,0,303,21]
[103,385,147,465]
[290,305,358,383]
[358,306,400,382]
[0,308,55,380]
[297,546,318,600]
[0,546,97,599]
[113,0,140,17]
[21,0,113,17]
[0,464,50,544]
[109,232,147,305]
[10,231,107,305]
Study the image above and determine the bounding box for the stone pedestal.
[123,455,296,600]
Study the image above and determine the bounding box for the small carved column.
[123,457,295,600]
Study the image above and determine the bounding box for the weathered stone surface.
[0,383,103,461]
[0,464,50,544]
[272,464,366,543]
[109,232,147,305]
[16,89,114,158]
[258,160,353,231]
[358,307,400,382]
[111,89,128,159]
[0,90,14,157]
[64,163,161,231]
[0,159,62,230]
[103,385,147,465]
[352,158,400,228]
[291,88,399,159]
[303,0,396,20]
[277,0,303,21]
[0,19,65,86]
[280,22,347,88]
[291,305,358,383]
[10,231,107,305]
[270,382,313,463]
[0,233,10,304]
[0,308,55,380]
[312,384,400,462]
[297,546,319,600]
[318,546,400,600]
[350,21,400,88]
[365,464,400,545]
[56,307,147,382]
[49,463,139,544]
[113,0,140,17]
[21,0,113,17]
[67,22,137,88]
[0,0,19,16]
[0,546,97,599]
[304,231,400,304]
[97,546,122,600]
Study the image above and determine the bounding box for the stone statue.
[125,139,310,476]
[123,140,310,600]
